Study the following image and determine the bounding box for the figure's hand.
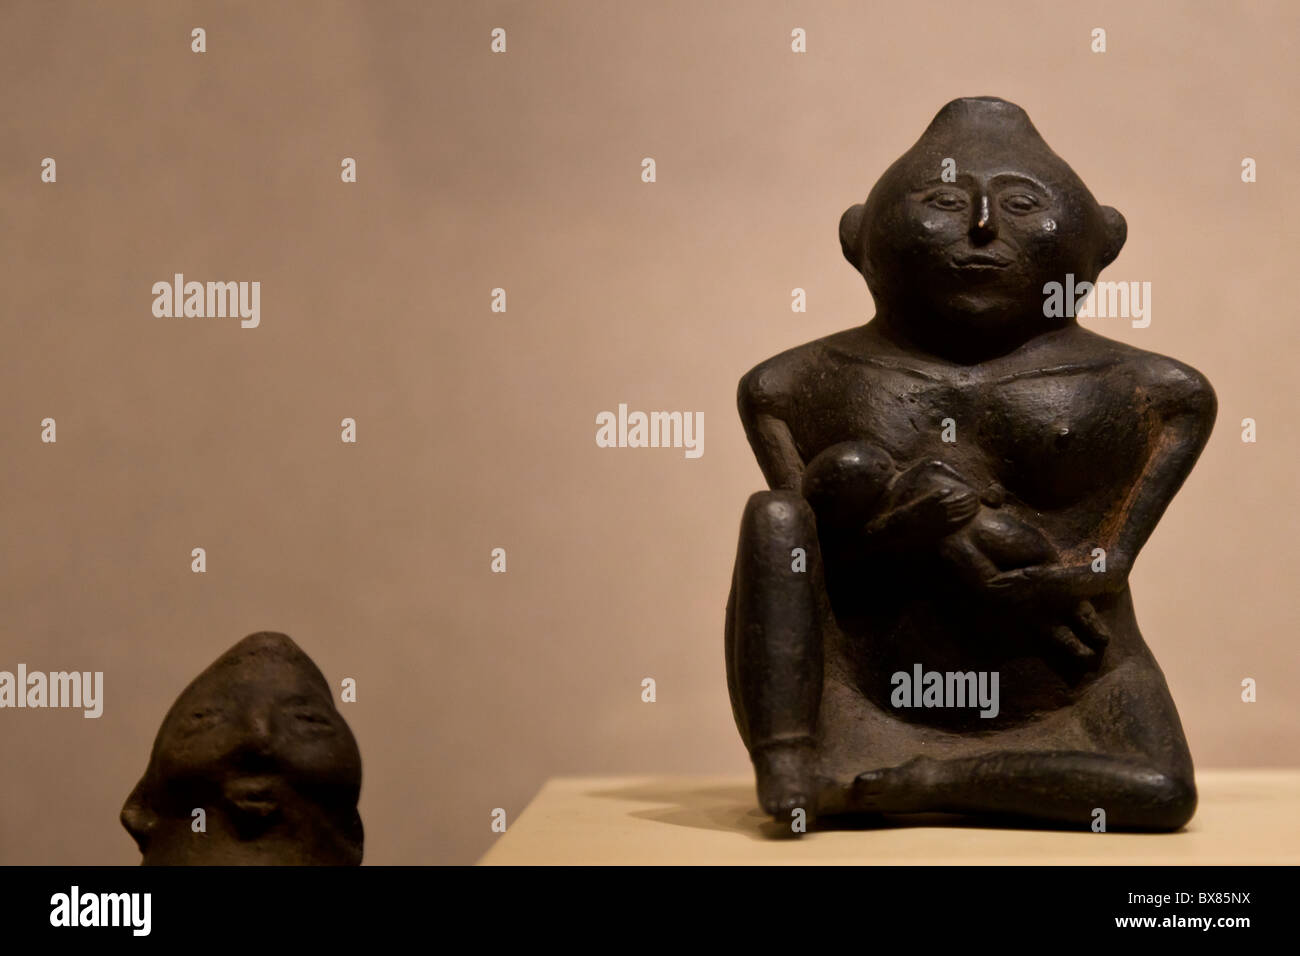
[984,561,1128,606]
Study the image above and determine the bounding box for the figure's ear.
[120,783,158,853]
[839,203,866,271]
[1099,205,1126,267]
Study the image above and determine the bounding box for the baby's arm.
[803,445,979,549]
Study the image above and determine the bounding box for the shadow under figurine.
[726,97,1215,833]
[122,632,363,864]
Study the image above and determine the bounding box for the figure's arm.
[737,368,804,491]
[747,412,805,491]
[989,360,1216,603]
[1105,361,1217,573]
[739,364,980,549]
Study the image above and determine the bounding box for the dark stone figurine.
[122,632,363,864]
[726,97,1215,832]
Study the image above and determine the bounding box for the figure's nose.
[970,192,997,244]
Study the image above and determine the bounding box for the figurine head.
[121,632,363,865]
[840,97,1126,354]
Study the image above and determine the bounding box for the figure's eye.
[925,190,968,211]
[1000,192,1041,214]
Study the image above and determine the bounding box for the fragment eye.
[1000,192,1040,214]
[182,708,224,733]
[926,190,968,211]
[290,709,335,731]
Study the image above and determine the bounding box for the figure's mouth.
[951,252,1012,270]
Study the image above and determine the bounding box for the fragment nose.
[245,707,276,752]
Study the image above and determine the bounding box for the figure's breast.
[790,361,977,471]
[977,368,1150,509]
[785,352,1152,511]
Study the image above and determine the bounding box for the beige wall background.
[1,0,1297,865]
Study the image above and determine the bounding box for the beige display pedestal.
[478,769,1300,865]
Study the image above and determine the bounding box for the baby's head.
[803,441,897,525]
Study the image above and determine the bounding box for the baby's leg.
[936,527,1003,589]
[940,513,1109,666]
[965,508,1057,570]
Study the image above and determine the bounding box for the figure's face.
[150,654,360,834]
[847,99,1124,352]
[866,160,1100,336]
[903,169,1065,321]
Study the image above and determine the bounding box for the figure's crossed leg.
[847,661,1196,831]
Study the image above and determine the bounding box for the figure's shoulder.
[737,327,870,418]
[1075,330,1217,418]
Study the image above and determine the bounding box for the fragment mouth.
[224,776,282,817]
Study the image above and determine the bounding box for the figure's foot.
[1043,601,1110,671]
[852,756,938,813]
[1071,600,1110,650]
[1045,623,1097,665]
[752,737,818,827]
